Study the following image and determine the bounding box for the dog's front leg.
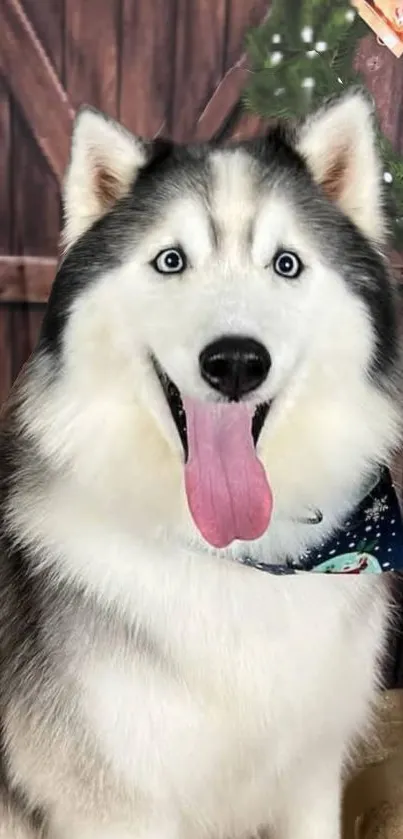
[273,760,342,839]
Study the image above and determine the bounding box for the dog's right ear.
[62,107,152,251]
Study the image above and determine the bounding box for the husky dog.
[0,90,401,839]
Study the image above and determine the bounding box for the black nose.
[199,336,271,400]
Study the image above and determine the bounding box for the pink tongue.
[183,397,273,548]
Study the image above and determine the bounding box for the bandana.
[239,469,403,575]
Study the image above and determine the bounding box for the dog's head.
[34,91,401,552]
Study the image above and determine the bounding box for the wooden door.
[0,0,270,402]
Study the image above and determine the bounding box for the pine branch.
[243,0,403,249]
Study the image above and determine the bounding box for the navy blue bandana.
[239,469,403,575]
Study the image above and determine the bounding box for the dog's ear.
[297,91,386,243]
[62,107,152,251]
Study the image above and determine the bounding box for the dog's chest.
[74,566,385,831]
[77,624,294,831]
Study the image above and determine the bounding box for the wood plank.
[0,77,12,254]
[355,33,403,150]
[119,0,176,138]
[10,0,64,253]
[354,36,403,332]
[0,0,74,183]
[221,106,270,142]
[0,257,56,303]
[9,2,64,256]
[64,0,120,117]
[223,0,270,72]
[9,304,45,382]
[0,308,12,405]
[21,0,64,76]
[170,0,228,142]
[193,59,249,142]
[11,101,62,257]
[223,109,271,143]
[27,305,45,355]
[192,1,269,143]
[214,0,271,144]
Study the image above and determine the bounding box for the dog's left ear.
[62,107,156,251]
[297,91,386,243]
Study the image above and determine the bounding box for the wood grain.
[21,0,65,77]
[11,103,62,257]
[0,0,74,183]
[0,76,13,403]
[9,304,45,380]
[0,76,11,255]
[223,0,270,72]
[64,0,120,117]
[0,256,56,303]
[193,0,269,142]
[193,58,250,142]
[355,34,403,150]
[170,0,228,141]
[119,0,176,139]
[0,308,12,404]
[220,105,270,142]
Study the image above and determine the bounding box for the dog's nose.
[199,336,271,400]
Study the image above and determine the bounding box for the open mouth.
[153,358,189,459]
[152,357,270,461]
[152,356,273,548]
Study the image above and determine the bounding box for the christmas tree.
[244,0,403,249]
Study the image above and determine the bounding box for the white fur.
[298,92,386,243]
[63,108,148,251]
[8,93,399,838]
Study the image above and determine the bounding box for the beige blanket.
[343,690,403,839]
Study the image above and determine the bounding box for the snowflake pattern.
[364,496,389,522]
[242,470,403,575]
[302,473,403,573]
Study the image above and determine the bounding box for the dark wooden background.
[0,0,403,683]
[1,0,403,399]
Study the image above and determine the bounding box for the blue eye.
[273,251,303,279]
[152,248,187,275]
